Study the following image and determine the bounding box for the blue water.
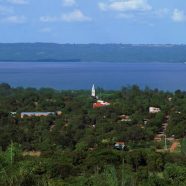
[0,62,186,91]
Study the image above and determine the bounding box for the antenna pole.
[10,140,13,165]
[121,147,125,186]
[164,134,167,151]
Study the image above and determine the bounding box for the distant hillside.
[0,43,186,62]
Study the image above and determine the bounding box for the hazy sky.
[0,0,186,44]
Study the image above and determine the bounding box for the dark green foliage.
[181,138,186,155]
[0,83,186,185]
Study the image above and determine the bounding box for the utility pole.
[164,134,167,151]
[121,146,124,186]
[10,140,13,166]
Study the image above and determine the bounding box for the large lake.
[0,62,186,91]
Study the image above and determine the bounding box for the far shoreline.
[0,61,185,64]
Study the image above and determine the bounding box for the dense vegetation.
[1,43,186,62]
[1,83,186,185]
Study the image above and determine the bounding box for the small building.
[144,119,149,125]
[149,107,161,113]
[119,115,131,122]
[9,112,17,118]
[114,142,125,150]
[21,112,55,118]
[56,111,62,116]
[23,151,41,157]
[93,100,110,109]
[10,112,17,115]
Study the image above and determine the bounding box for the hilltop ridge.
[0,43,186,62]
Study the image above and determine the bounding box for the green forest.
[1,83,186,185]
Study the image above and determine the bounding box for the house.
[119,115,131,122]
[21,112,55,118]
[149,107,161,113]
[10,112,17,115]
[9,112,17,118]
[144,119,149,125]
[56,111,62,116]
[114,142,125,150]
[23,151,41,157]
[93,100,110,108]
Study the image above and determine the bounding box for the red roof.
[93,102,108,108]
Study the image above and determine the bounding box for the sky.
[0,0,186,44]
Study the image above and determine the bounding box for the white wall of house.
[149,107,161,113]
